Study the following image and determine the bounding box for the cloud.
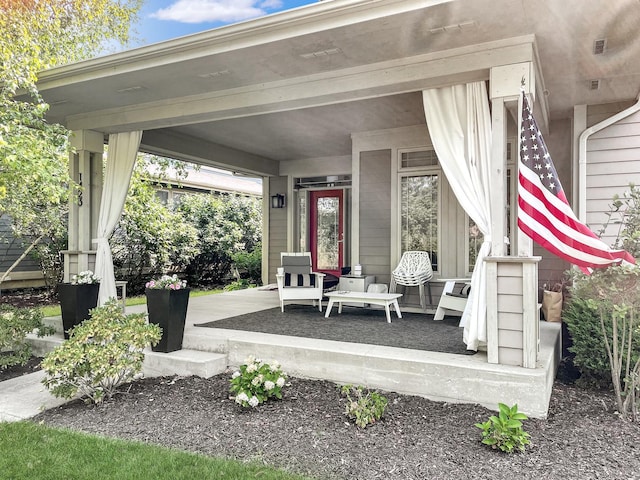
[150,0,284,24]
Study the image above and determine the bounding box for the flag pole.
[517,78,534,257]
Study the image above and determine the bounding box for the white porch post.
[62,130,104,282]
[486,63,540,366]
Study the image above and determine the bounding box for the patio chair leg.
[419,284,426,310]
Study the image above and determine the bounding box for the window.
[399,171,439,272]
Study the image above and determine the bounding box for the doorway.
[309,189,344,277]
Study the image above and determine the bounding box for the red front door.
[309,189,344,277]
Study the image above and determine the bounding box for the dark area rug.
[195,304,470,355]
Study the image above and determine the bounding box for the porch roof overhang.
[34,0,640,176]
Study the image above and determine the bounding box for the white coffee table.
[325,291,403,323]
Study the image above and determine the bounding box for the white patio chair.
[389,251,434,309]
[276,252,326,312]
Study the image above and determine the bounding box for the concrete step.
[143,349,227,379]
[27,333,228,380]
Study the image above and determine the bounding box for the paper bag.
[541,289,563,322]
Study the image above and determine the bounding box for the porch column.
[489,63,535,255]
[62,130,104,282]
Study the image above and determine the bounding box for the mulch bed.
[0,356,43,382]
[32,374,640,480]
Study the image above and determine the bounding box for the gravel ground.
[32,373,640,480]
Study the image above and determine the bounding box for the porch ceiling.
[35,0,640,173]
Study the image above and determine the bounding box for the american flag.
[517,92,636,272]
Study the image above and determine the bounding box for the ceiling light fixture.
[116,85,144,93]
[593,39,607,55]
[299,47,342,59]
[197,69,231,78]
[429,20,476,34]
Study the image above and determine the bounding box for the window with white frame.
[399,150,440,272]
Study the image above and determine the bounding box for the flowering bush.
[229,355,288,408]
[42,299,161,404]
[145,274,187,290]
[71,270,100,285]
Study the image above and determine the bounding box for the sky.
[132,0,321,47]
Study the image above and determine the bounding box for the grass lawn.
[0,422,308,480]
[40,288,223,318]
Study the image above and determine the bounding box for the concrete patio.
[27,288,561,418]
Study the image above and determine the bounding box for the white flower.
[264,380,275,391]
[276,377,285,388]
[251,374,263,386]
[248,396,259,407]
[246,363,257,373]
[245,355,255,364]
[231,371,241,379]
[269,360,280,372]
[236,392,249,404]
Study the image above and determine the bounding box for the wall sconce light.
[271,193,286,209]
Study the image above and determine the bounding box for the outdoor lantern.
[271,193,286,209]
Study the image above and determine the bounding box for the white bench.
[325,291,403,323]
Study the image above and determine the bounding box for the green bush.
[341,384,388,428]
[475,403,530,453]
[232,246,262,285]
[41,299,161,403]
[0,305,54,369]
[178,194,261,287]
[565,266,640,420]
[563,296,620,388]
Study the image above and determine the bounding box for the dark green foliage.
[0,305,54,369]
[110,158,199,294]
[563,296,617,388]
[232,245,262,284]
[177,194,261,287]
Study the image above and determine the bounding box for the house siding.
[268,176,288,282]
[586,109,640,247]
[359,150,391,286]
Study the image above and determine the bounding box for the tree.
[177,194,262,286]
[110,155,200,293]
[0,0,142,283]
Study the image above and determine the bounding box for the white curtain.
[422,82,493,351]
[94,131,142,305]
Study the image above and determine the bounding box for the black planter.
[145,288,190,353]
[58,283,100,339]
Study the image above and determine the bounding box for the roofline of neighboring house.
[577,90,640,219]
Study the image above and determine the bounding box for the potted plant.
[145,274,190,353]
[58,270,100,339]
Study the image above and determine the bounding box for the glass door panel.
[309,190,344,277]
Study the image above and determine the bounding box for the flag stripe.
[517,92,635,271]
[518,171,634,259]
[518,203,631,266]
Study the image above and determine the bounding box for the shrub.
[341,384,388,428]
[565,266,640,420]
[475,403,530,453]
[232,246,262,285]
[563,296,619,388]
[230,356,288,408]
[41,299,161,403]
[0,305,55,369]
[178,194,261,287]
